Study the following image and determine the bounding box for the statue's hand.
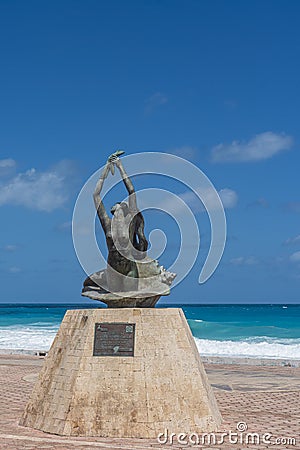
[107,156,118,175]
[107,150,125,163]
[107,150,125,175]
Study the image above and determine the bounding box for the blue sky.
[1,0,300,303]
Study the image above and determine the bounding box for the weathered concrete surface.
[20,308,221,438]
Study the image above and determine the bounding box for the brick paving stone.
[0,356,299,450]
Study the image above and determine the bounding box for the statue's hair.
[133,212,148,254]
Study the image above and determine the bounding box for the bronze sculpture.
[82,151,176,307]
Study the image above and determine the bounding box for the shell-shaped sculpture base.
[82,289,161,308]
[82,258,176,308]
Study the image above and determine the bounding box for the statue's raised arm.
[115,157,137,211]
[93,151,128,236]
[93,160,111,235]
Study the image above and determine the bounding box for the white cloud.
[290,251,300,263]
[8,266,21,273]
[145,92,168,114]
[192,187,238,211]
[3,244,18,252]
[0,158,16,178]
[224,99,238,110]
[56,221,72,232]
[0,159,16,168]
[0,161,72,212]
[284,235,300,246]
[230,256,258,266]
[284,202,300,213]
[211,132,293,163]
[170,146,197,160]
[218,188,238,209]
[156,187,238,215]
[247,198,269,209]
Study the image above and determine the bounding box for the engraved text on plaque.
[93,323,135,356]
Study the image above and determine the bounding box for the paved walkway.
[0,355,299,449]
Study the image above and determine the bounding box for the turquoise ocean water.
[0,304,300,359]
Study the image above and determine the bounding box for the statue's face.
[110,203,121,215]
[111,202,129,216]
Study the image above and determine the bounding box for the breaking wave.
[195,336,300,359]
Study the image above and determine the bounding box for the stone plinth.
[20,308,222,438]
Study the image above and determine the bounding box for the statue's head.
[111,202,129,216]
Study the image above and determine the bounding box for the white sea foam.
[195,337,300,359]
[1,324,300,360]
[0,326,58,351]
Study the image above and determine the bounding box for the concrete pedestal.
[20,308,222,438]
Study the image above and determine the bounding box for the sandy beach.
[0,353,299,450]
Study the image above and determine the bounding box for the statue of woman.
[93,152,148,292]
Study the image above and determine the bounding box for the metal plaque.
[93,323,135,357]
